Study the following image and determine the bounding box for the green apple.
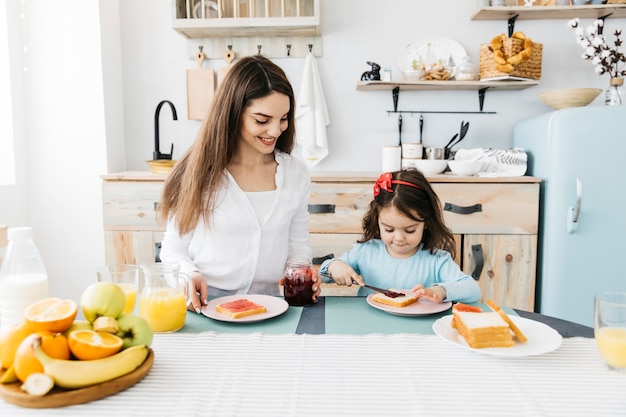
[62,320,92,338]
[80,282,126,323]
[116,313,153,349]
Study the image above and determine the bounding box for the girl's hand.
[188,272,209,313]
[327,260,363,286]
[411,284,446,303]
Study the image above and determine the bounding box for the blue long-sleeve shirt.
[319,240,481,303]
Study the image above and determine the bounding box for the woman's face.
[378,205,425,259]
[239,92,290,155]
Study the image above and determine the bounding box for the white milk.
[0,273,49,328]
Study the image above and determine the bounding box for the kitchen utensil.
[425,147,445,160]
[445,121,470,158]
[354,281,405,298]
[419,114,424,144]
[217,47,236,86]
[186,47,214,120]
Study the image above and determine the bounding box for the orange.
[68,330,123,360]
[0,321,33,369]
[24,298,78,333]
[14,331,70,383]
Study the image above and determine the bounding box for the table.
[1,297,623,417]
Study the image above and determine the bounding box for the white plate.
[432,314,563,357]
[366,292,452,316]
[202,294,288,323]
[398,37,467,72]
[193,0,219,18]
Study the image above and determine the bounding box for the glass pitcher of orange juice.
[139,263,192,333]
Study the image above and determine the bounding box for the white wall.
[120,0,619,172]
[1,0,623,305]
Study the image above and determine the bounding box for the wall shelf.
[357,80,538,113]
[471,4,626,21]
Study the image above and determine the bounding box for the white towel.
[295,52,330,167]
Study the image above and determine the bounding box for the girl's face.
[239,92,290,156]
[378,205,425,259]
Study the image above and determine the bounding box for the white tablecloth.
[1,333,625,416]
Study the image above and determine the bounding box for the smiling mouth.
[259,137,276,145]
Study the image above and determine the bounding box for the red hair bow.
[373,172,421,197]
[373,172,393,196]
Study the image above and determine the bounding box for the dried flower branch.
[568,18,626,79]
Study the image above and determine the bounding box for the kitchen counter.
[102,170,540,184]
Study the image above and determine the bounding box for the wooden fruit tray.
[0,349,153,408]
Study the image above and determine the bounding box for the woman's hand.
[327,260,363,287]
[411,284,446,303]
[188,271,208,313]
[278,272,322,304]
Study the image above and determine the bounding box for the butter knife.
[355,281,406,298]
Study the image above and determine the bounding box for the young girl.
[319,169,481,303]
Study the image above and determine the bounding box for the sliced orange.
[14,331,70,383]
[68,329,123,360]
[24,298,78,333]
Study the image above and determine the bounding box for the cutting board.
[217,49,236,86]
[187,50,214,121]
[0,349,153,408]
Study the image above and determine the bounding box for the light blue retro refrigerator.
[513,106,626,327]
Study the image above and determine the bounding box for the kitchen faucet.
[153,100,177,160]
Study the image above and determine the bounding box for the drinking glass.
[96,264,139,314]
[139,263,192,333]
[594,292,626,371]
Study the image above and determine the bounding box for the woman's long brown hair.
[158,56,296,235]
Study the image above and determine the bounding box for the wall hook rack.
[597,13,613,34]
[508,14,519,37]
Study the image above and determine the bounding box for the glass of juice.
[283,256,314,307]
[96,264,139,314]
[139,263,192,333]
[595,292,626,372]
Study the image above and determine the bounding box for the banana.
[31,336,149,389]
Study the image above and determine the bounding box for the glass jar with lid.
[455,56,478,81]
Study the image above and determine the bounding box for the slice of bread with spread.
[371,290,417,308]
[215,298,267,319]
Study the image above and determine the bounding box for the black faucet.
[154,100,177,160]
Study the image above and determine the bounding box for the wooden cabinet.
[101,171,540,309]
[307,173,540,310]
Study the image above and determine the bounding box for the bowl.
[447,160,483,176]
[411,159,448,175]
[538,88,602,110]
[146,159,176,174]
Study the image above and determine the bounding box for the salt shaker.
[0,227,49,329]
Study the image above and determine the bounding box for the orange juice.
[117,283,138,314]
[139,287,186,333]
[595,327,626,369]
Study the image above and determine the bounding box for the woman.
[158,55,320,313]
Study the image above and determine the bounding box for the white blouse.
[159,152,312,296]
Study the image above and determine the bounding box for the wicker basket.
[479,37,542,80]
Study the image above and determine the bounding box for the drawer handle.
[471,244,484,281]
[312,253,334,265]
[444,202,482,215]
[308,204,335,214]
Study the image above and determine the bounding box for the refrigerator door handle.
[567,177,582,234]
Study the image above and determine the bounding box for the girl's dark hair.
[360,169,456,258]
